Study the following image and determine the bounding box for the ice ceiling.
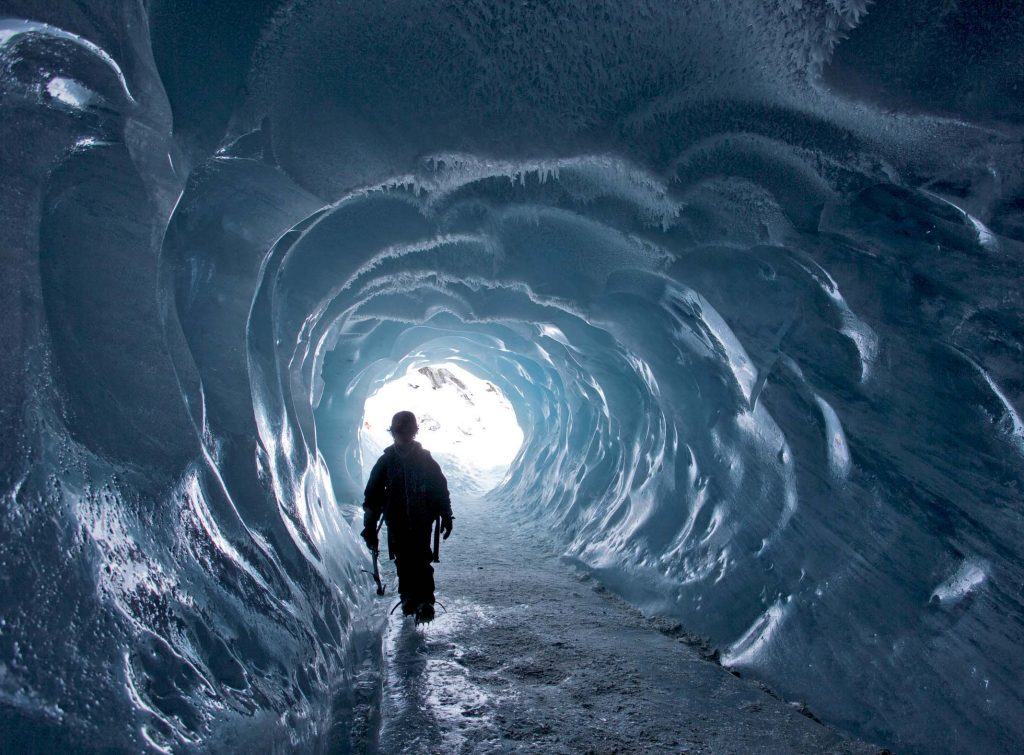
[1,1,1023,753]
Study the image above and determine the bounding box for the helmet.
[388,410,418,436]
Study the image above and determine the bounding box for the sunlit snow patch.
[931,558,990,606]
[46,76,94,109]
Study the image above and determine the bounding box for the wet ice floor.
[369,498,879,754]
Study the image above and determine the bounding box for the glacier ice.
[2,1,1023,753]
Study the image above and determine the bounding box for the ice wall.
[2,2,1023,753]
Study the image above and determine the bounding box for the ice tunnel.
[2,1,1023,753]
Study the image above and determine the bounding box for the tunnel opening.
[359,361,524,497]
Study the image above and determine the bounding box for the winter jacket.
[362,442,452,557]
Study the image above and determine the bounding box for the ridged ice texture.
[2,2,1023,754]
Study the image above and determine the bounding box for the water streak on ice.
[814,394,852,480]
[722,598,791,667]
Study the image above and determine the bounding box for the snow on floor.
[365,497,880,754]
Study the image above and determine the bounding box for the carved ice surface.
[2,2,1023,754]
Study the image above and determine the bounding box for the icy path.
[369,498,878,754]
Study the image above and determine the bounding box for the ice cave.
[2,1,1023,753]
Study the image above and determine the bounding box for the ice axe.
[360,518,387,595]
[362,548,386,595]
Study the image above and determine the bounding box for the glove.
[441,515,453,540]
[360,525,379,552]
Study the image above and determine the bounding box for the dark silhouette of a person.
[361,411,454,623]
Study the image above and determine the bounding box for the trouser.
[391,526,435,609]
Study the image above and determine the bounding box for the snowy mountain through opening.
[359,363,523,495]
[2,2,1023,754]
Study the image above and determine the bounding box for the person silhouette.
[361,411,454,623]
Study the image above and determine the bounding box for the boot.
[414,602,435,624]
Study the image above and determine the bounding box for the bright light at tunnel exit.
[360,363,524,495]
